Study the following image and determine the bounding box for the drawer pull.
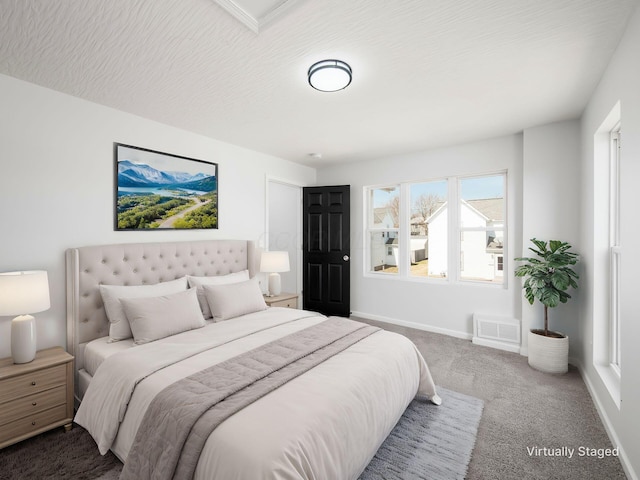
[32,402,37,406]
[31,421,36,426]
[31,381,36,386]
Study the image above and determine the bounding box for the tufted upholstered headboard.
[66,239,256,399]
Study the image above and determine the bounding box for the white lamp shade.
[0,270,50,315]
[260,251,290,273]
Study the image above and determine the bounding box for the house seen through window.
[369,186,399,274]
[459,175,505,283]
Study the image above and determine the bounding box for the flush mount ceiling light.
[308,60,352,92]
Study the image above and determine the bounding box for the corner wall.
[0,74,316,359]
[579,4,640,477]
[521,121,581,355]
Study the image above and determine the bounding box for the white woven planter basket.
[527,329,568,374]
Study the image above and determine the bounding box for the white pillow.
[100,277,188,342]
[187,270,250,319]
[120,288,205,345]
[203,277,267,321]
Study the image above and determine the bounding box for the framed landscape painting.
[114,143,218,230]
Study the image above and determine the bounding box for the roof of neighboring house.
[373,207,398,226]
[467,198,504,222]
[424,198,504,224]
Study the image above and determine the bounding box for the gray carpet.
[0,426,119,480]
[360,388,483,480]
[356,317,628,480]
[0,386,482,480]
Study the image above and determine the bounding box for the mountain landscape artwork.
[115,143,218,230]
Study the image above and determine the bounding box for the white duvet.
[75,308,439,480]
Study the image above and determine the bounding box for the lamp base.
[268,272,282,296]
[11,314,36,364]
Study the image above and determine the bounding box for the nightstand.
[0,347,74,449]
[264,292,298,309]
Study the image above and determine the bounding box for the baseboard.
[350,311,472,340]
[472,336,520,353]
[572,358,638,480]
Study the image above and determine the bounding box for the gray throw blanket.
[120,317,379,480]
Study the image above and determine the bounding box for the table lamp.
[260,251,290,296]
[0,270,50,364]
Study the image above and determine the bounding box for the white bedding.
[75,308,439,480]
[83,319,218,376]
[83,337,134,377]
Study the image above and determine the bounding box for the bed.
[66,239,440,480]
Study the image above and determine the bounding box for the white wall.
[521,120,582,355]
[0,74,315,359]
[317,134,524,338]
[579,4,640,477]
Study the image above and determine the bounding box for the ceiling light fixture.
[308,59,352,92]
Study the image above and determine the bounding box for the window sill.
[594,363,621,409]
[363,271,506,288]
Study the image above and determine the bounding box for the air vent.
[472,314,521,353]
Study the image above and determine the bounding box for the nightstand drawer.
[0,404,67,445]
[0,365,66,404]
[264,293,298,309]
[270,298,297,308]
[0,385,66,426]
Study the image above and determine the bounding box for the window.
[409,180,447,278]
[593,102,621,407]
[609,123,621,373]
[365,172,506,285]
[367,186,399,274]
[459,175,505,283]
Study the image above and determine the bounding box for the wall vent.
[472,314,521,353]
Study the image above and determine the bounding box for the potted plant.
[515,238,579,373]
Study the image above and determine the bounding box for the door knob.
[343,255,350,261]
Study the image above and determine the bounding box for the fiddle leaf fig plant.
[514,238,579,337]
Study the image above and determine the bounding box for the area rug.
[0,387,482,480]
[360,387,484,480]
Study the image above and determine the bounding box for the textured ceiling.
[0,0,637,167]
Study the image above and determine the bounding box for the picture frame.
[114,143,218,230]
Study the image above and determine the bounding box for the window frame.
[365,185,401,275]
[609,122,621,375]
[456,173,507,284]
[364,170,507,287]
[592,101,621,408]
